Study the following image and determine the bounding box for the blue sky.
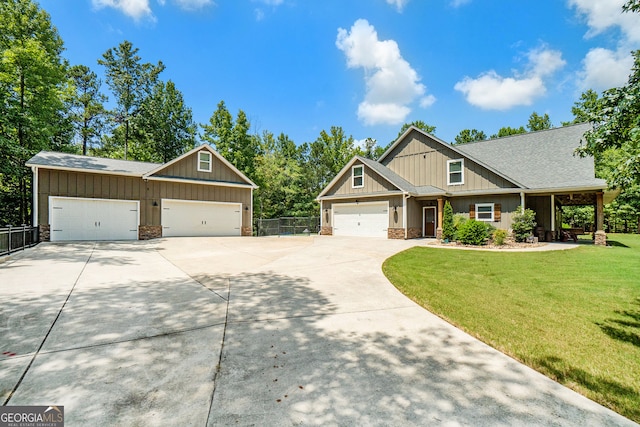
[40,0,640,148]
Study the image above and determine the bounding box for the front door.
[423,207,436,237]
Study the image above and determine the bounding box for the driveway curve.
[0,236,636,426]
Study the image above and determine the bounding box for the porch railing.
[0,225,39,257]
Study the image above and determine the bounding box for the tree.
[0,0,69,225]
[307,126,358,194]
[396,120,436,141]
[201,100,259,179]
[490,126,526,139]
[527,112,552,132]
[138,80,196,163]
[454,129,487,145]
[562,89,600,126]
[624,0,640,12]
[442,201,454,240]
[67,65,108,155]
[578,51,640,188]
[98,40,165,160]
[512,207,537,242]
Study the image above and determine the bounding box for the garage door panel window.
[198,151,212,172]
[352,165,364,188]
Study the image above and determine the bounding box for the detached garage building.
[26,145,257,242]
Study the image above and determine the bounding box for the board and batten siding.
[381,130,517,192]
[449,194,521,230]
[152,151,243,183]
[323,162,398,196]
[37,169,252,229]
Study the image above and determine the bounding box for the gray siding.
[449,194,521,230]
[381,130,517,192]
[152,150,246,183]
[38,169,252,228]
[323,161,399,196]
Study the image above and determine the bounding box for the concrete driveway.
[0,237,636,426]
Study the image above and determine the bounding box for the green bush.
[457,219,490,245]
[442,201,454,240]
[512,207,537,242]
[492,229,508,246]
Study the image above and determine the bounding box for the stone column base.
[139,225,162,240]
[241,226,253,236]
[436,227,443,240]
[39,224,50,242]
[595,230,607,246]
[320,226,333,236]
[388,228,404,239]
[407,228,422,239]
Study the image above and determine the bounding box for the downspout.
[250,187,254,236]
[403,192,409,240]
[31,166,38,227]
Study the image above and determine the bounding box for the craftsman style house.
[317,123,616,245]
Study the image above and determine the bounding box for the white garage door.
[161,199,241,237]
[333,201,389,238]
[49,197,139,242]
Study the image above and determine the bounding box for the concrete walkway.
[0,237,636,426]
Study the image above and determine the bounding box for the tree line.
[1,0,639,232]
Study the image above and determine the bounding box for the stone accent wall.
[320,226,333,236]
[139,225,162,240]
[595,230,607,246]
[39,224,50,242]
[241,226,253,236]
[388,228,405,239]
[407,228,422,239]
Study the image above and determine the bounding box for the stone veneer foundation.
[388,228,404,239]
[39,224,50,242]
[139,225,162,240]
[594,230,607,246]
[320,226,333,236]
[241,226,253,236]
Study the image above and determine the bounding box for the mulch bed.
[429,240,547,249]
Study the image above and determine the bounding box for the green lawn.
[382,234,640,423]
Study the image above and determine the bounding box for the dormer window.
[198,151,212,172]
[447,159,464,185]
[352,165,364,188]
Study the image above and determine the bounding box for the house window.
[447,159,464,185]
[198,151,211,172]
[352,165,364,188]
[475,203,494,221]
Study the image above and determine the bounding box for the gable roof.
[26,145,258,189]
[144,144,258,188]
[456,123,606,190]
[26,151,159,176]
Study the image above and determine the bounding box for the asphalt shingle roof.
[26,151,160,176]
[455,123,606,189]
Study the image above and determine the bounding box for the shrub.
[512,207,537,242]
[492,229,508,246]
[442,201,454,240]
[457,219,490,245]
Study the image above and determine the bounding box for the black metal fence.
[255,217,320,237]
[0,225,39,257]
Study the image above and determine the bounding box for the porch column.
[595,191,606,246]
[550,195,555,241]
[520,192,525,211]
[436,198,443,240]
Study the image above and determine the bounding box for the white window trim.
[352,165,364,189]
[197,151,212,172]
[447,159,464,186]
[475,203,495,222]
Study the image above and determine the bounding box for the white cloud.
[454,46,565,110]
[568,0,640,90]
[174,0,213,10]
[569,0,640,43]
[336,19,433,126]
[579,47,634,90]
[386,0,409,12]
[92,0,153,20]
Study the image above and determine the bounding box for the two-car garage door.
[161,199,241,237]
[332,201,389,238]
[49,196,242,241]
[50,197,139,242]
